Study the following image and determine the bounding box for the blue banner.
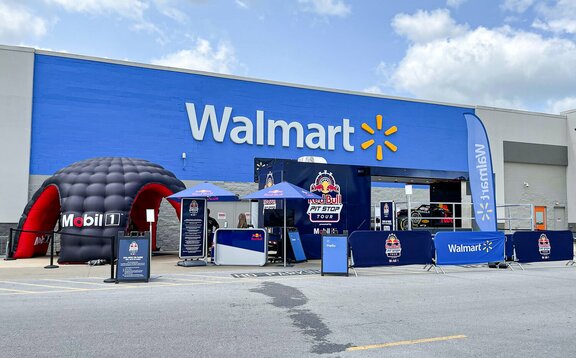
[513,230,574,263]
[116,233,150,282]
[180,198,206,258]
[300,234,322,259]
[435,231,505,265]
[348,230,434,267]
[380,201,396,231]
[321,235,349,275]
[269,160,371,236]
[465,113,497,231]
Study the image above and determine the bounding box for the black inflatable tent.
[11,157,185,263]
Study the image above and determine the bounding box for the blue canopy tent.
[242,181,321,267]
[168,182,238,266]
[167,182,239,202]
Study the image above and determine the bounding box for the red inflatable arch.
[11,158,185,262]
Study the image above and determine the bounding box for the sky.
[1,0,575,114]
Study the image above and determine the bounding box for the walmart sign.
[31,54,472,181]
[186,103,355,151]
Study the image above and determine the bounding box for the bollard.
[4,228,16,261]
[104,236,116,283]
[44,234,59,269]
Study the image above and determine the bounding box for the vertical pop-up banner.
[180,198,207,259]
[380,201,396,231]
[464,113,497,231]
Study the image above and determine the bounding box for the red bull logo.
[129,241,139,255]
[538,233,551,258]
[263,171,277,209]
[189,200,199,215]
[385,233,402,262]
[307,171,343,224]
[251,233,263,241]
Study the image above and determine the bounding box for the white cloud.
[532,0,576,35]
[447,0,467,8]
[45,0,148,20]
[151,38,239,74]
[0,2,47,42]
[298,0,351,17]
[501,0,535,13]
[383,10,576,113]
[548,96,576,114]
[362,86,383,95]
[235,0,249,9]
[392,9,468,43]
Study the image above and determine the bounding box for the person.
[207,209,219,234]
[237,213,253,228]
[207,209,219,257]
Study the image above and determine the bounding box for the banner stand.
[178,198,208,267]
[422,262,444,274]
[177,259,207,267]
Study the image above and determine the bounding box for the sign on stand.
[321,235,349,276]
[116,232,150,283]
[180,198,206,259]
[380,201,396,231]
[288,231,307,262]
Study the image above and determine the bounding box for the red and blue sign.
[348,230,434,267]
[513,230,574,263]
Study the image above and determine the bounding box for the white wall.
[565,110,576,223]
[0,46,34,223]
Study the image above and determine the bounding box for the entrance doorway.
[534,206,547,230]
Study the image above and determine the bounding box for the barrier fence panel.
[512,230,574,263]
[387,201,470,232]
[497,204,534,233]
[435,231,505,265]
[373,201,540,233]
[349,230,434,267]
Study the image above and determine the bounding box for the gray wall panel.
[0,46,34,223]
[503,141,567,166]
[503,162,566,230]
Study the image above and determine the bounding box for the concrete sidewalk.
[0,253,321,280]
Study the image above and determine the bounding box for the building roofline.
[476,105,566,120]
[32,46,477,110]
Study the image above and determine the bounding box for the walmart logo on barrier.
[482,240,493,252]
[360,114,398,161]
[447,239,494,253]
[185,103,399,160]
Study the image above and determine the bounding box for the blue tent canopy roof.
[168,182,239,201]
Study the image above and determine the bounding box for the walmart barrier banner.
[465,113,497,231]
[348,230,434,267]
[435,231,504,265]
[513,230,574,263]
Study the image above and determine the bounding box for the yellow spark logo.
[360,114,398,161]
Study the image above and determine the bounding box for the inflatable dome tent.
[11,157,186,263]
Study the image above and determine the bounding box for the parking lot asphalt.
[1,255,575,357]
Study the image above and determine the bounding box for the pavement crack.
[250,281,352,355]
